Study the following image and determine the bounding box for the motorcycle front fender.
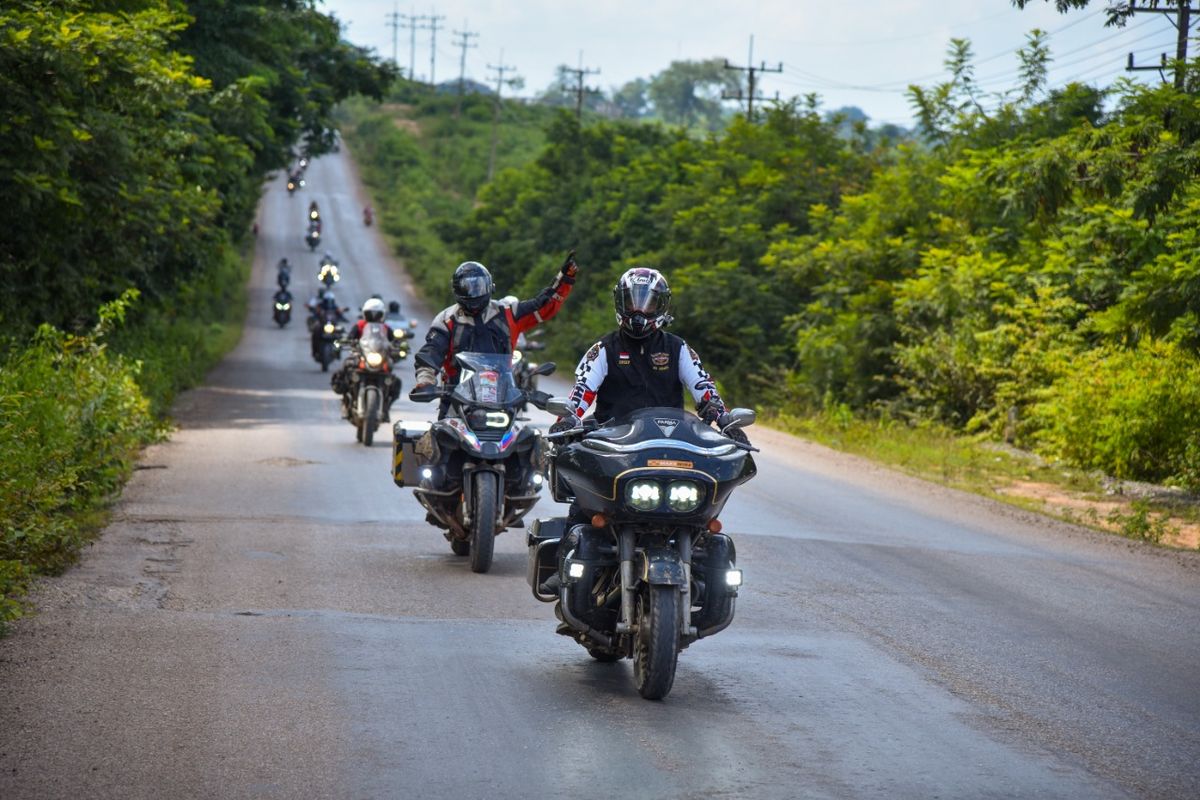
[637,548,686,586]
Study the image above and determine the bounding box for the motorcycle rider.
[413,252,579,417]
[550,267,748,445]
[546,266,745,610]
[310,291,347,359]
[335,297,400,421]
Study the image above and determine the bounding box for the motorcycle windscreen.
[451,352,521,407]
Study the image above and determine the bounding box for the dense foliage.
[352,47,1200,491]
[0,0,393,625]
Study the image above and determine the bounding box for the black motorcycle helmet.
[614,267,672,338]
[452,261,494,315]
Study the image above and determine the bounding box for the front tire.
[320,342,332,372]
[633,584,680,700]
[469,472,497,574]
[363,388,380,446]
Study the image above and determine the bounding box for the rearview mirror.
[531,361,556,378]
[722,408,756,431]
[409,319,419,329]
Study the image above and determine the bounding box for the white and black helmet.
[362,297,386,323]
[614,267,672,338]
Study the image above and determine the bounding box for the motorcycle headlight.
[323,323,335,334]
[667,481,702,512]
[511,349,523,364]
[365,351,384,368]
[467,409,511,430]
[626,480,661,511]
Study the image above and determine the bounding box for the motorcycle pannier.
[391,420,432,487]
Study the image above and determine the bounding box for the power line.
[486,52,521,180]
[723,35,782,120]
[1124,2,1196,88]
[398,12,428,82]
[561,56,600,121]
[419,14,447,86]
[385,3,402,70]
[452,24,480,113]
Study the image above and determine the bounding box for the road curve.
[2,149,1198,800]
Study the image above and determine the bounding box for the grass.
[769,407,1197,549]
[0,239,252,631]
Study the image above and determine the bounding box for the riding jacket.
[564,329,727,423]
[414,271,574,387]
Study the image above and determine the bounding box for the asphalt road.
[2,150,1198,800]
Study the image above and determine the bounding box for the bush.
[0,293,158,625]
[1031,340,1200,487]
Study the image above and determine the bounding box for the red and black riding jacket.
[414,275,572,384]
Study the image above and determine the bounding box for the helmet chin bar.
[623,313,654,338]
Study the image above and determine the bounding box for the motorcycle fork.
[680,532,695,640]
[616,528,635,634]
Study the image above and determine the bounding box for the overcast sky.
[321,1,1176,125]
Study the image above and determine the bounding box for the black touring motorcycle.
[395,352,556,573]
[528,404,756,700]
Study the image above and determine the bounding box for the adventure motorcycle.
[333,324,408,446]
[309,201,320,223]
[400,353,555,573]
[527,404,756,700]
[306,223,321,251]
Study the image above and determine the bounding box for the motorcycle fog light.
[420,467,433,481]
[532,473,544,487]
[365,352,384,368]
[667,481,702,512]
[725,569,743,588]
[626,480,661,511]
[323,323,335,334]
[568,562,585,579]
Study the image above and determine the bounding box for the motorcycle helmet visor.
[454,275,492,311]
[619,282,669,317]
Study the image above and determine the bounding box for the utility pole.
[486,53,520,180]
[420,13,446,86]
[561,54,600,120]
[1123,2,1196,89]
[399,12,427,82]
[452,24,480,115]
[722,35,782,120]
[385,3,401,70]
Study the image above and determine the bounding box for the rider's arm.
[677,341,727,420]
[414,312,452,385]
[511,254,578,333]
[563,341,608,419]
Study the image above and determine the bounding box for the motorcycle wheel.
[632,584,680,700]
[450,539,470,556]
[469,472,497,574]
[320,342,332,372]
[363,388,379,447]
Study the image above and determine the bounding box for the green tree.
[646,58,741,130]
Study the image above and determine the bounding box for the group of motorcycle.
[392,342,757,700]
